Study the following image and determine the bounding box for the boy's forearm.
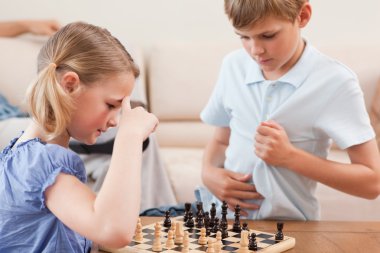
[284,146,380,199]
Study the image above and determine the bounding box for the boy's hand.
[254,120,294,167]
[203,166,263,216]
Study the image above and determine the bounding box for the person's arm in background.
[0,20,60,37]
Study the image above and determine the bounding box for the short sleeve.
[315,77,375,149]
[4,141,87,211]
[200,57,231,127]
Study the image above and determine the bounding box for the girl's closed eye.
[262,33,276,39]
[106,103,116,110]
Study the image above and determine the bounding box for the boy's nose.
[250,41,265,56]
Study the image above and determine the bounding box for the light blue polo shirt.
[199,41,374,220]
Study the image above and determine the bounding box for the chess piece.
[248,232,258,251]
[275,222,284,241]
[209,203,216,228]
[184,202,192,222]
[196,211,204,228]
[211,217,220,233]
[152,222,163,252]
[214,231,223,252]
[184,209,194,227]
[195,201,204,223]
[165,230,175,249]
[242,221,249,231]
[206,238,215,253]
[134,218,143,242]
[175,221,184,244]
[220,201,228,238]
[163,210,171,228]
[198,227,207,245]
[233,204,242,233]
[237,230,249,253]
[170,220,176,234]
[181,231,190,253]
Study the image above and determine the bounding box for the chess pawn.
[170,220,176,234]
[134,218,143,242]
[275,222,284,241]
[248,232,258,251]
[165,230,175,249]
[198,227,208,245]
[214,231,223,251]
[163,210,171,228]
[175,221,184,244]
[206,238,215,253]
[181,231,190,253]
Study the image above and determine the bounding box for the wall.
[1,0,379,51]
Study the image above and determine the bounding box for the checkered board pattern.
[101,217,296,253]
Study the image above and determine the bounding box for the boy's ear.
[59,71,80,94]
[298,2,312,28]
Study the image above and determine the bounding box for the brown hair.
[224,0,308,29]
[27,22,139,140]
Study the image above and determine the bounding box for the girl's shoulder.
[2,137,86,183]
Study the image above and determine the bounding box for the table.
[99,217,380,253]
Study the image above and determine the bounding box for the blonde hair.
[224,0,308,29]
[27,22,139,140]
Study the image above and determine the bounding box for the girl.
[0,22,158,252]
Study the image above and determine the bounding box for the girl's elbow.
[98,224,134,248]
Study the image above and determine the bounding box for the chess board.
[101,217,296,253]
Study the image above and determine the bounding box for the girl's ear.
[298,2,312,28]
[59,71,80,94]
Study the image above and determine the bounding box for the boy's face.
[68,72,135,145]
[235,15,304,80]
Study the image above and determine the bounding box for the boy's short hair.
[224,0,308,29]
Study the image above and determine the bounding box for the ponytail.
[27,62,74,140]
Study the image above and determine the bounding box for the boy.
[198,0,380,220]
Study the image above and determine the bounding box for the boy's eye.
[240,36,250,40]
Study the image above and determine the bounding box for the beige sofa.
[1,37,380,220]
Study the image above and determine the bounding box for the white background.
[0,0,379,51]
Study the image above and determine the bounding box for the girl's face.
[68,72,135,145]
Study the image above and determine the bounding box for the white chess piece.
[214,231,223,252]
[237,230,249,253]
[134,218,143,242]
[175,221,184,244]
[198,227,207,245]
[152,222,163,252]
[165,230,175,249]
[206,238,215,253]
[181,231,190,253]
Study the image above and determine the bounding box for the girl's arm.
[0,20,60,37]
[45,102,158,248]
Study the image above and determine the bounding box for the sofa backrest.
[148,42,380,148]
[0,36,147,112]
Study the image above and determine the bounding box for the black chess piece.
[248,232,258,251]
[221,201,228,225]
[209,203,216,228]
[220,219,229,239]
[242,221,249,231]
[184,209,194,228]
[163,210,171,228]
[196,211,204,228]
[195,201,204,223]
[211,217,220,233]
[275,222,284,241]
[184,202,192,222]
[232,204,242,233]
